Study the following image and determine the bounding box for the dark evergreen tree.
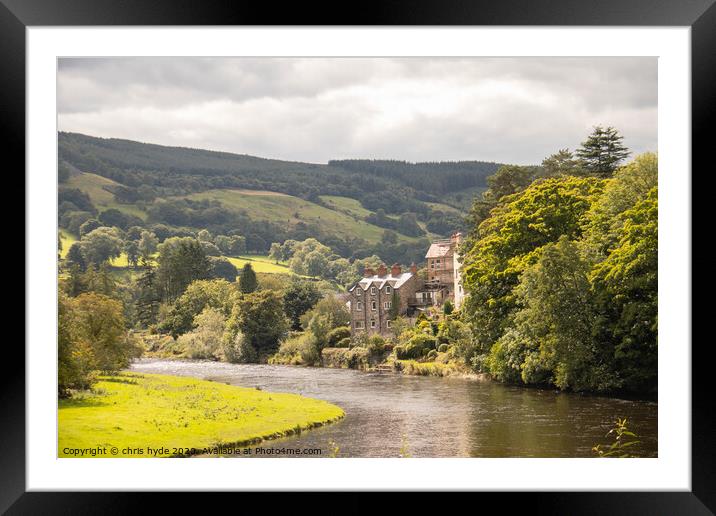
[576,126,630,178]
[238,263,258,293]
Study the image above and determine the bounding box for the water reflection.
[130,359,657,458]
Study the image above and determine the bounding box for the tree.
[299,295,350,330]
[576,126,630,178]
[239,263,258,293]
[208,256,238,282]
[283,279,322,330]
[135,267,161,328]
[485,165,537,201]
[58,292,96,395]
[138,230,159,265]
[540,149,585,178]
[79,218,102,237]
[124,239,140,268]
[155,237,211,301]
[178,307,226,359]
[65,242,86,271]
[305,250,329,278]
[226,290,289,357]
[268,242,283,263]
[507,237,608,391]
[591,188,658,392]
[461,176,604,354]
[69,292,140,373]
[80,227,123,265]
[160,279,239,337]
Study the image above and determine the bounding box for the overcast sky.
[57,57,657,165]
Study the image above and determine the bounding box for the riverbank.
[58,372,344,457]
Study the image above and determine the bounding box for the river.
[130,358,657,458]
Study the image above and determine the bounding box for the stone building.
[348,233,465,336]
[424,232,464,309]
[348,263,418,336]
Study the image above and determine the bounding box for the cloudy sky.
[57,57,657,165]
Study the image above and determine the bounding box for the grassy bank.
[58,372,344,457]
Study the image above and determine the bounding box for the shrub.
[271,333,320,366]
[327,326,351,347]
[402,333,437,359]
[438,344,449,353]
[335,337,351,348]
[427,349,438,360]
[222,333,257,363]
[366,335,386,356]
[321,347,370,370]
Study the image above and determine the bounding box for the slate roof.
[425,242,453,259]
[348,272,414,292]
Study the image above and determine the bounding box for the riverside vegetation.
[58,126,657,454]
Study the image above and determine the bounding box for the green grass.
[58,372,344,458]
[59,229,77,258]
[66,172,147,220]
[182,189,418,245]
[226,255,293,275]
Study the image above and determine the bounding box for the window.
[371,301,377,311]
[356,301,363,311]
[370,287,376,295]
[370,320,376,328]
[386,320,392,328]
[385,286,392,294]
[355,321,364,329]
[383,301,391,309]
[355,289,362,297]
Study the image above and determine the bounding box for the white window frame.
[356,301,363,311]
[371,301,377,311]
[370,286,376,295]
[355,289,362,297]
[384,301,391,309]
[386,320,392,328]
[385,285,392,294]
[355,321,364,329]
[370,320,376,328]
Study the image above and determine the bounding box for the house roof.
[425,242,453,259]
[348,272,414,292]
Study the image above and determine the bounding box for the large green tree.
[238,263,258,293]
[283,279,322,330]
[155,237,211,301]
[225,290,289,358]
[461,176,604,353]
[576,126,630,178]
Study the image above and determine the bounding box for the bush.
[427,349,438,360]
[438,343,449,353]
[366,335,386,356]
[321,347,370,370]
[335,337,351,348]
[399,333,437,359]
[271,333,320,366]
[327,326,351,347]
[222,333,257,363]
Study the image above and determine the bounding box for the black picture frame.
[4,0,711,512]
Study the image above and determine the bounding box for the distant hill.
[58,132,502,263]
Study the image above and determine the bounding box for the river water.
[130,358,657,458]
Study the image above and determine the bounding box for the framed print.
[5,0,713,511]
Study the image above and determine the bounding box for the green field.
[66,172,148,220]
[59,229,76,258]
[226,254,292,275]
[183,189,418,245]
[58,372,344,457]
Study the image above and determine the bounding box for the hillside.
[58,132,501,263]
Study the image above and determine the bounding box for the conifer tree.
[239,263,258,293]
[576,126,630,178]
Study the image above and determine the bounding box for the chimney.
[364,267,375,277]
[391,263,401,276]
[377,263,388,277]
[451,232,462,244]
[410,263,417,274]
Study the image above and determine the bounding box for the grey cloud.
[57,57,657,165]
